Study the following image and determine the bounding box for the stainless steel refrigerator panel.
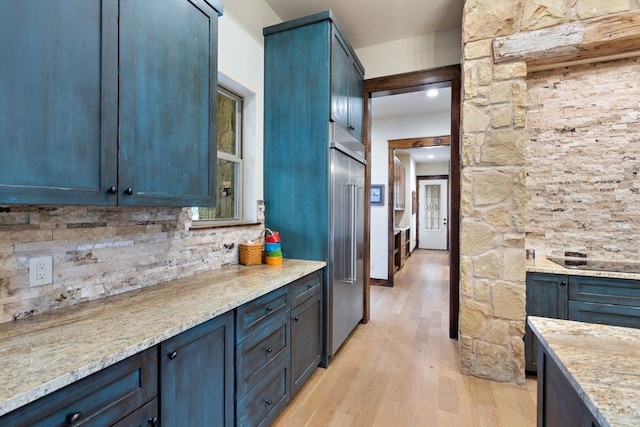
[328,147,364,357]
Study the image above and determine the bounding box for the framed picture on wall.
[370,184,384,206]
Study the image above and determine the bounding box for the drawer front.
[236,286,290,342]
[112,398,158,427]
[291,271,322,307]
[569,275,640,307]
[568,301,640,329]
[237,356,290,427]
[0,347,157,427]
[236,313,290,398]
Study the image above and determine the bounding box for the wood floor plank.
[273,250,537,426]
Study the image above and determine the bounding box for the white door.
[418,179,448,250]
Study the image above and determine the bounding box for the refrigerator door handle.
[349,183,357,284]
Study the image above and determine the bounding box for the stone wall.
[526,57,640,260]
[0,206,263,324]
[461,0,639,383]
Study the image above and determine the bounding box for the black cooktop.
[547,257,640,274]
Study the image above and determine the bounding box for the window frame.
[191,85,244,226]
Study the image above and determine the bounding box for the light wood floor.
[273,249,537,426]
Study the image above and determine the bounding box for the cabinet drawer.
[112,398,158,427]
[0,347,157,427]
[236,286,290,342]
[568,301,640,329]
[291,271,322,307]
[569,276,640,307]
[236,313,290,398]
[236,356,290,427]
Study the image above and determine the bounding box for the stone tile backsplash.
[526,57,640,261]
[0,205,264,324]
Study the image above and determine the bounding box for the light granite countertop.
[528,316,640,427]
[527,256,640,281]
[0,259,325,417]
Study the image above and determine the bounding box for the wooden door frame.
[363,65,461,339]
[416,174,449,250]
[388,136,450,285]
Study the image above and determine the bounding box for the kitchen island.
[0,258,325,420]
[528,316,640,427]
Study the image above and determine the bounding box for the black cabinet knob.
[124,187,134,196]
[560,281,567,286]
[265,399,273,405]
[168,350,178,360]
[66,411,82,424]
[265,347,273,353]
[266,306,273,312]
[307,283,312,289]
[148,417,159,427]
[293,316,299,322]
[107,186,117,195]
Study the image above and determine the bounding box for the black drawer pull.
[107,186,117,195]
[265,347,273,353]
[266,306,273,312]
[66,411,82,425]
[560,281,567,286]
[124,187,134,196]
[148,417,159,427]
[265,399,273,405]
[307,283,313,288]
[293,316,299,322]
[168,350,178,360]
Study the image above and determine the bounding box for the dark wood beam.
[388,135,451,149]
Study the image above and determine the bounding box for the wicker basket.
[239,242,263,265]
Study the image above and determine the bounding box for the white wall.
[416,161,449,176]
[218,1,281,218]
[370,110,450,279]
[355,27,461,79]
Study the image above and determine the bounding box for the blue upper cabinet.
[0,0,115,205]
[330,28,364,141]
[0,0,222,207]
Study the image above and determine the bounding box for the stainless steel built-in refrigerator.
[328,136,365,357]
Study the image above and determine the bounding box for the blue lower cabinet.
[236,356,291,427]
[526,272,640,374]
[160,311,235,427]
[0,347,158,427]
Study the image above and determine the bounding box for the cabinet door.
[160,312,234,427]
[0,0,117,205]
[348,61,364,140]
[291,292,323,396]
[330,28,350,129]
[525,273,568,372]
[119,0,218,207]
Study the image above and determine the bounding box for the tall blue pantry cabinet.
[0,0,221,207]
[263,11,365,365]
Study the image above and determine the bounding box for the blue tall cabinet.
[0,0,222,207]
[263,11,365,364]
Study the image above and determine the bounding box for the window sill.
[189,221,262,231]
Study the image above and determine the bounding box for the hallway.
[273,249,537,426]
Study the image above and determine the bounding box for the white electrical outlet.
[29,256,53,287]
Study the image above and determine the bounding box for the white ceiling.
[264,0,458,164]
[372,87,451,119]
[264,0,463,49]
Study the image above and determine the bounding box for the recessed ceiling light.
[428,155,435,159]
[426,89,439,98]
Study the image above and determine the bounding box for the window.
[192,86,243,223]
